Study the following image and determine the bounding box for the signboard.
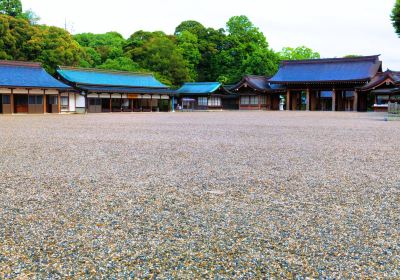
[128,94,140,99]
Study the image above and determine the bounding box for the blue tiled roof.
[0,61,70,89]
[270,55,382,84]
[176,82,221,95]
[57,67,168,88]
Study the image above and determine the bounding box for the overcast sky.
[21,0,400,69]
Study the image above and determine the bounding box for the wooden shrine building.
[226,75,285,110]
[269,55,383,112]
[176,82,232,111]
[0,60,80,114]
[359,70,400,112]
[57,67,175,113]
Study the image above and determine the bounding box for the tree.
[18,9,40,25]
[0,0,22,17]
[97,57,141,72]
[0,14,34,60]
[125,31,190,85]
[215,15,279,83]
[278,46,320,60]
[176,30,201,81]
[74,32,126,65]
[391,0,400,37]
[25,25,83,73]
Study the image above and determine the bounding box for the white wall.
[76,94,85,108]
[69,94,76,112]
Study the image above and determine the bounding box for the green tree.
[97,57,141,72]
[0,14,34,60]
[278,46,320,60]
[215,15,279,83]
[391,0,400,37]
[0,0,22,17]
[25,25,83,73]
[125,31,190,85]
[74,32,126,64]
[176,30,201,81]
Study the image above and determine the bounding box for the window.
[29,96,36,105]
[89,98,101,106]
[240,96,249,105]
[49,96,58,105]
[2,95,10,104]
[260,95,267,105]
[198,97,208,106]
[28,95,43,105]
[250,96,259,105]
[36,96,43,105]
[60,96,69,110]
[376,95,389,105]
[208,97,221,107]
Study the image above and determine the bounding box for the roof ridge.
[0,60,42,68]
[183,82,221,85]
[58,66,155,77]
[281,55,381,66]
[245,75,270,79]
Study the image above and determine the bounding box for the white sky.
[22,0,400,70]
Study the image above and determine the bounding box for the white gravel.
[0,111,399,278]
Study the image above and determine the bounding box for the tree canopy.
[0,5,322,86]
[278,46,320,61]
[392,0,400,37]
[0,0,22,17]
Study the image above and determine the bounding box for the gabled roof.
[176,82,221,95]
[230,75,271,91]
[57,66,168,88]
[226,75,286,93]
[361,70,400,91]
[0,60,70,89]
[270,55,382,84]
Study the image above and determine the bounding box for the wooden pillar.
[306,89,310,111]
[332,89,336,111]
[43,92,47,114]
[150,95,153,112]
[353,90,358,112]
[58,93,61,113]
[11,89,14,114]
[109,94,112,113]
[286,90,290,110]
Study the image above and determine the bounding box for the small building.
[176,82,228,111]
[57,67,175,113]
[226,75,285,110]
[269,56,382,112]
[0,60,80,114]
[359,70,400,112]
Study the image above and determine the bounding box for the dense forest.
[0,0,321,86]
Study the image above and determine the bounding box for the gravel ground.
[0,111,399,279]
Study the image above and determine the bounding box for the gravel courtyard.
[0,112,399,278]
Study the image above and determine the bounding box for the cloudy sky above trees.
[22,0,400,69]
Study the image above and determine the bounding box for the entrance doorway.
[14,95,28,113]
[46,95,59,113]
[101,98,110,112]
